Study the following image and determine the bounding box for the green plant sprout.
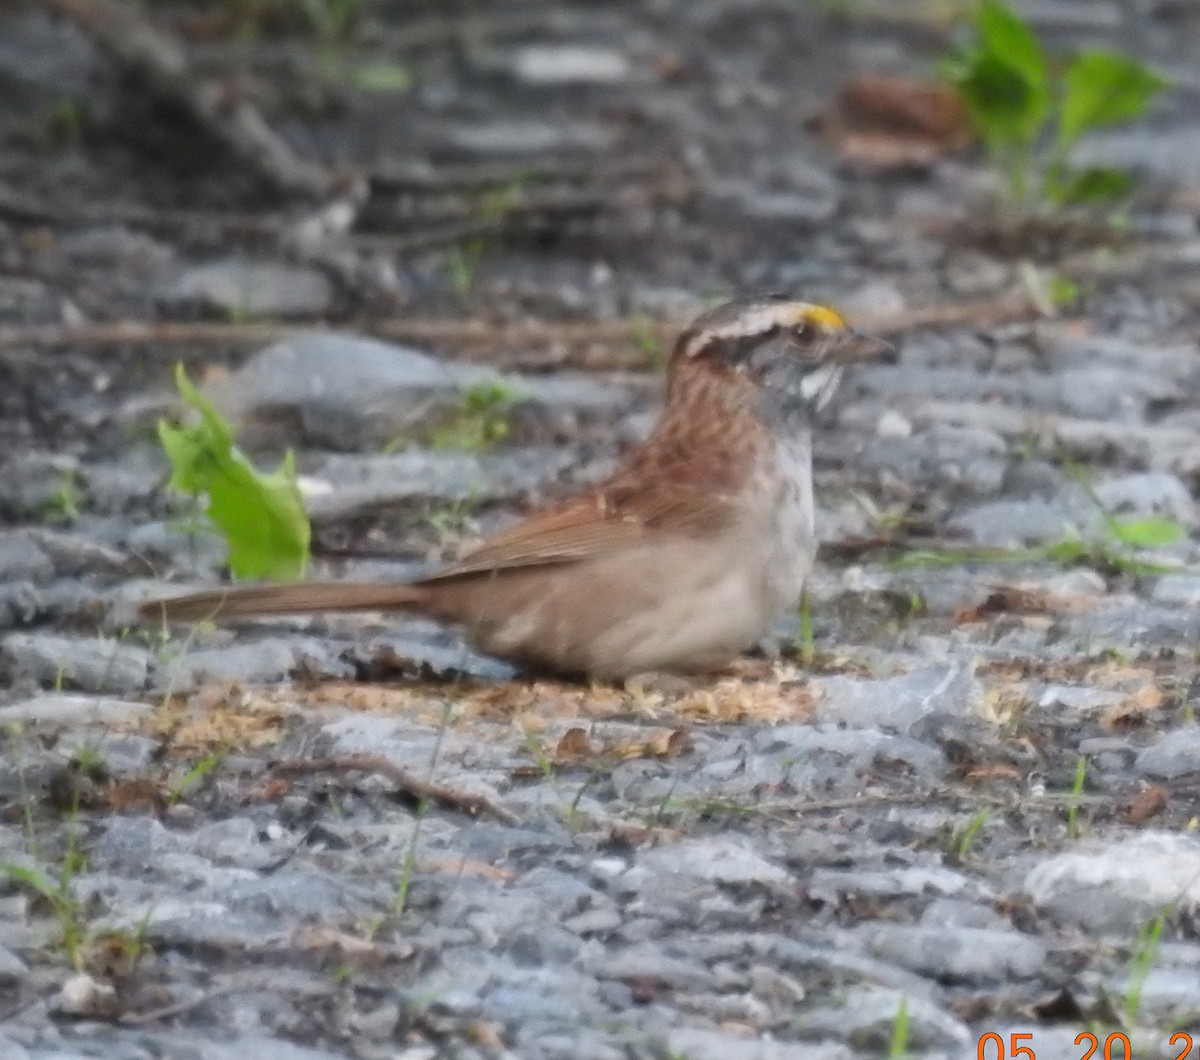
[630,313,665,370]
[1066,755,1087,839]
[893,464,1186,576]
[2,755,91,969]
[428,382,521,452]
[953,808,989,858]
[158,363,310,580]
[888,996,911,1058]
[1124,911,1166,1025]
[43,468,82,525]
[797,589,816,667]
[169,747,230,805]
[945,0,1167,209]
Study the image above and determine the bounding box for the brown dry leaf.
[980,687,1030,727]
[468,1021,507,1052]
[663,728,692,757]
[101,778,167,812]
[146,685,290,754]
[964,763,1023,783]
[675,679,819,724]
[248,777,293,801]
[606,727,693,760]
[1102,684,1165,730]
[955,586,1099,624]
[810,73,973,171]
[555,726,594,759]
[1125,785,1168,825]
[422,857,514,882]
[293,926,388,961]
[607,820,680,845]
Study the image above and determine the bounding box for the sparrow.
[140,297,888,679]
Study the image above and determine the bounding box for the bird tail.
[137,582,430,622]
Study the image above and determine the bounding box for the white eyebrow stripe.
[683,302,816,358]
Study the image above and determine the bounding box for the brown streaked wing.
[415,476,737,584]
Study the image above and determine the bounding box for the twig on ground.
[38,0,341,198]
[0,295,1049,366]
[0,181,284,243]
[119,982,242,1026]
[271,753,521,825]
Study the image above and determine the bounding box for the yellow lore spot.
[796,304,847,332]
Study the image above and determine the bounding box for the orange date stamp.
[977,1031,1200,1058]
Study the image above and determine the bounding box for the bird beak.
[840,327,897,363]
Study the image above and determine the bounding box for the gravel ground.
[4,0,1200,1057]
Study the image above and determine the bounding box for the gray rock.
[919,897,1010,930]
[217,869,380,920]
[810,864,985,902]
[1111,966,1200,1026]
[1055,417,1200,470]
[304,447,576,521]
[0,693,151,726]
[815,659,984,733]
[121,520,228,572]
[664,1028,851,1060]
[764,936,937,997]
[744,725,945,791]
[1092,471,1199,526]
[157,637,345,692]
[1135,728,1200,779]
[0,531,53,583]
[1152,574,1200,606]
[1044,334,1200,382]
[857,924,1047,985]
[792,986,970,1050]
[204,332,624,451]
[93,814,184,869]
[736,190,840,227]
[1024,832,1200,932]
[1075,123,1200,183]
[945,499,1083,547]
[0,275,70,327]
[205,332,472,449]
[0,942,28,983]
[637,837,789,885]
[60,224,175,276]
[509,45,631,85]
[0,1033,28,1060]
[442,119,618,155]
[944,251,1010,296]
[56,730,160,774]
[592,943,715,991]
[1034,684,1127,715]
[1054,366,1179,422]
[24,528,134,577]
[0,632,153,693]
[74,452,163,513]
[152,1034,351,1060]
[0,581,41,630]
[160,260,334,318]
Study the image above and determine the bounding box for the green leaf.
[954,52,1041,154]
[947,1,1049,158]
[1047,275,1080,307]
[349,61,413,93]
[1059,51,1167,149]
[1113,516,1185,549]
[158,364,310,581]
[1046,165,1133,205]
[1042,537,1092,565]
[976,0,1049,107]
